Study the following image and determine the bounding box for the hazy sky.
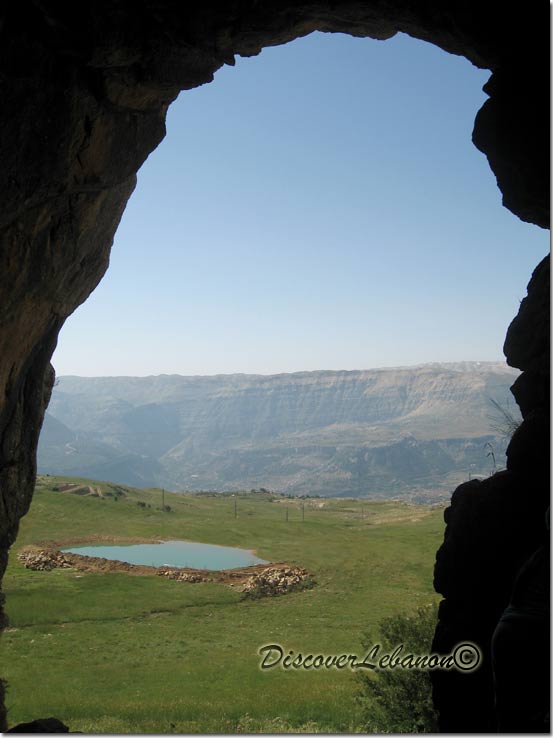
[52,31,549,377]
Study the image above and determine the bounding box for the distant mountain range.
[38,362,521,499]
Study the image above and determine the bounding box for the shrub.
[356,603,439,733]
[487,397,521,440]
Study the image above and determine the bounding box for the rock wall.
[0,1,548,731]
[431,256,550,731]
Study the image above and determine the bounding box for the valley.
[3,474,445,733]
[38,362,519,498]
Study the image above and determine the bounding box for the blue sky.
[52,31,549,377]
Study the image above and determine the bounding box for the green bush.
[356,603,439,733]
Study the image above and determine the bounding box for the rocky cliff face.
[39,363,520,496]
[431,256,550,732]
[0,1,548,731]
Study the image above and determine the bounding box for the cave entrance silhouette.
[47,31,541,504]
[52,31,539,381]
[0,3,548,734]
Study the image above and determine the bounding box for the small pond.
[61,540,268,570]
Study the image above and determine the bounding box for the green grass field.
[2,476,446,733]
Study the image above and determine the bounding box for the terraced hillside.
[38,362,519,497]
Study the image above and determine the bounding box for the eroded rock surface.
[431,258,550,731]
[5,717,70,733]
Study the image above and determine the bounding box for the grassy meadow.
[2,476,446,733]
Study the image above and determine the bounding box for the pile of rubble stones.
[17,549,72,571]
[156,569,206,583]
[15,551,313,598]
[241,566,313,598]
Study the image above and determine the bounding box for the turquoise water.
[61,540,268,570]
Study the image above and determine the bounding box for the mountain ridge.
[39,362,520,499]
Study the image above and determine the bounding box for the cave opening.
[0,5,548,733]
[44,31,547,496]
[53,31,546,379]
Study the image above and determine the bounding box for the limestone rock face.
[39,363,520,496]
[431,471,549,731]
[473,64,550,229]
[504,256,550,419]
[0,0,548,732]
[431,257,550,732]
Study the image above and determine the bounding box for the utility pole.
[301,500,305,522]
[285,506,288,523]
[485,442,497,474]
